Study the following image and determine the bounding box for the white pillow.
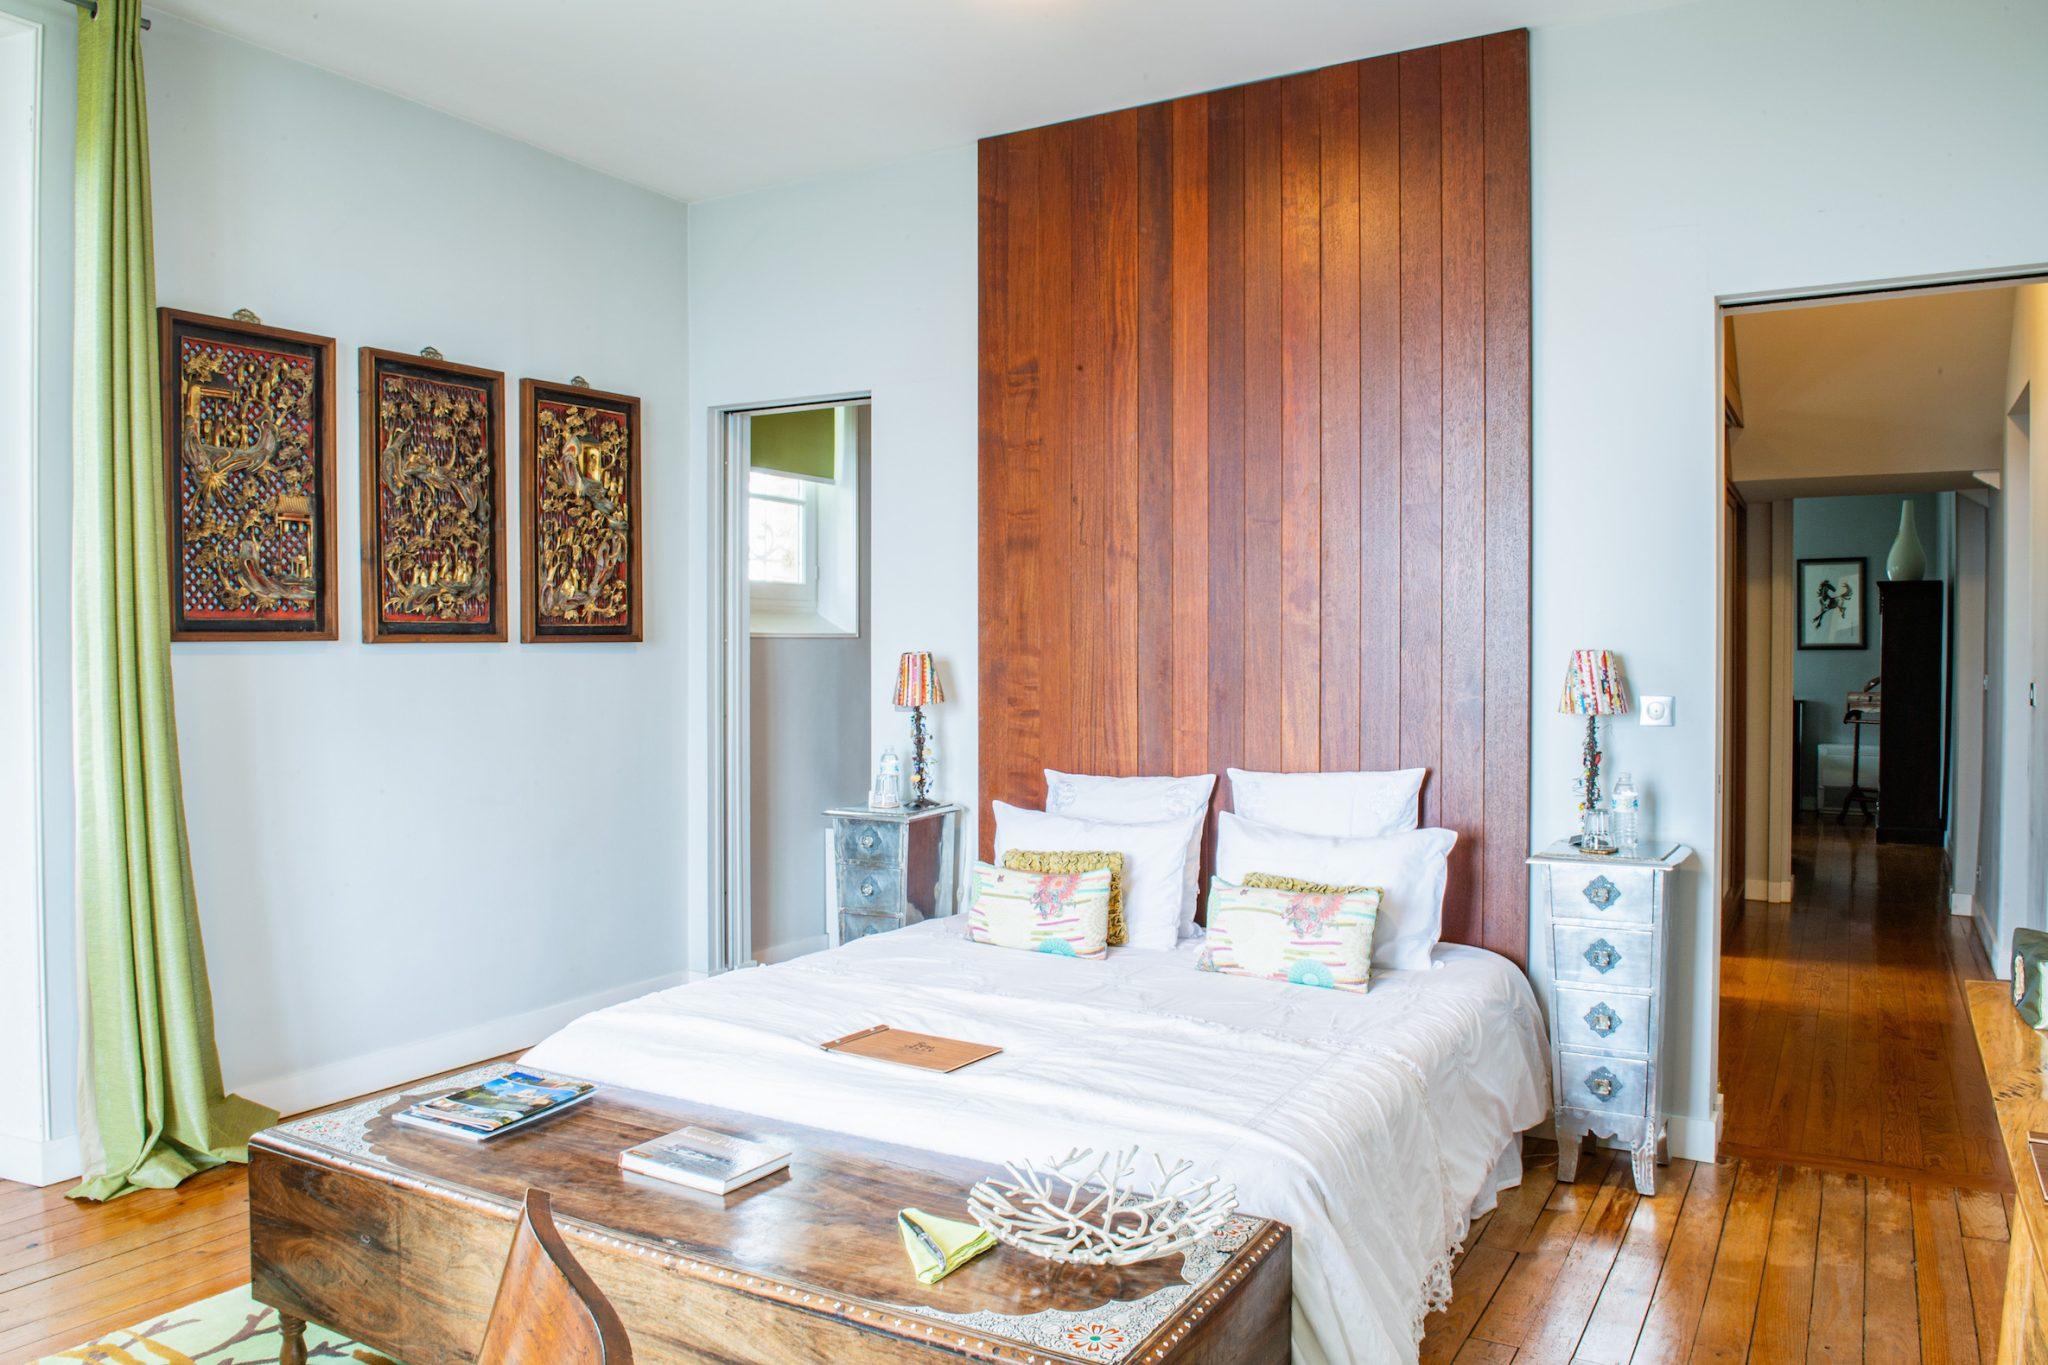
[1044,770,1215,937]
[1213,811,1455,973]
[993,801,1197,952]
[1226,767,1427,839]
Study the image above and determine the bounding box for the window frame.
[746,471,820,614]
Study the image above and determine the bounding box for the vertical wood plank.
[1137,101,1178,778]
[1437,36,1487,948]
[1104,108,1143,777]
[1396,46,1445,824]
[1479,28,1532,964]
[1630,1160,1737,1362]
[1912,1184,1982,1363]
[1240,77,1285,772]
[1357,53,1404,773]
[1316,61,1362,773]
[1865,1176,1923,1363]
[1279,71,1323,772]
[1067,116,1112,775]
[1169,95,1211,781]
[1750,1164,1823,1362]
[1572,1159,1697,1363]
[1690,1160,1782,1363]
[1034,124,1076,787]
[976,136,1007,860]
[1206,86,1247,789]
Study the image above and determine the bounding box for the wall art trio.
[158,308,644,645]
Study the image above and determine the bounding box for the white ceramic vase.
[1886,501,1926,581]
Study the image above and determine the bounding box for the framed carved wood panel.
[358,348,508,643]
[158,308,338,640]
[519,379,643,643]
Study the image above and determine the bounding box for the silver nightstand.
[825,804,963,944]
[1530,839,1689,1196]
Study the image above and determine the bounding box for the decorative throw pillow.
[1043,770,1216,939]
[1215,812,1456,973]
[967,861,1113,959]
[1242,872,1369,897]
[1226,767,1427,839]
[1198,877,1382,992]
[1002,849,1128,946]
[992,802,1195,952]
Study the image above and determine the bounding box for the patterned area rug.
[36,1286,397,1363]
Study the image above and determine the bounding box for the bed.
[522,914,1550,1364]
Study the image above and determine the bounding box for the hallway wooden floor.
[1717,820,2006,1190]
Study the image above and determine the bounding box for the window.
[748,470,815,611]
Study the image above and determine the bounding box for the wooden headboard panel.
[977,32,1531,966]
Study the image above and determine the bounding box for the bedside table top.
[825,802,964,823]
[1528,839,1690,871]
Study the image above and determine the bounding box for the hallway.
[1718,821,2007,1191]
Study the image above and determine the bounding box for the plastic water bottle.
[1610,773,1640,855]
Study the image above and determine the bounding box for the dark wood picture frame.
[158,308,339,641]
[1797,556,1868,650]
[358,347,508,644]
[519,378,644,643]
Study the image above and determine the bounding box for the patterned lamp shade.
[893,651,945,709]
[1559,649,1630,716]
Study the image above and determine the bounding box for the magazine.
[619,1125,791,1194]
[392,1069,595,1142]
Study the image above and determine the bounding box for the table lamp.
[893,651,945,809]
[1559,649,1630,853]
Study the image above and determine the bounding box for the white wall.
[1532,0,2048,1157]
[12,9,697,1176]
[684,148,980,960]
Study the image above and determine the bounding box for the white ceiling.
[147,0,1669,204]
[1728,287,2017,502]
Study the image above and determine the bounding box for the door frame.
[708,392,872,976]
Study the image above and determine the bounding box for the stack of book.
[393,1069,595,1141]
[619,1125,791,1194]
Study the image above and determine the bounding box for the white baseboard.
[755,934,829,966]
[1667,1099,1723,1164]
[235,969,695,1120]
[1743,878,1794,904]
[1950,892,1975,917]
[0,1129,82,1187]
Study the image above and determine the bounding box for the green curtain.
[70,0,275,1201]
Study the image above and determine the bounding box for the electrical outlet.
[1640,695,1674,727]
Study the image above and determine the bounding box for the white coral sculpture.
[967,1146,1239,1266]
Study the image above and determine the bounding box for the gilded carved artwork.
[359,350,507,642]
[520,380,642,642]
[159,310,337,639]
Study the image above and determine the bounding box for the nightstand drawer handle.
[1585,1002,1621,1037]
[1583,939,1621,974]
[1584,1067,1623,1103]
[858,829,879,851]
[1582,875,1621,910]
[858,876,879,899]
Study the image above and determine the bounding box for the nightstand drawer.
[1546,865,1656,926]
[1557,1049,1650,1119]
[839,910,903,942]
[1553,923,1655,990]
[1555,983,1652,1057]
[835,819,905,867]
[838,864,904,914]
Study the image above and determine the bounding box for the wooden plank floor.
[1718,820,2006,1191]
[1421,1144,2012,1363]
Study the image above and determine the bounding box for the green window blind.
[750,407,838,483]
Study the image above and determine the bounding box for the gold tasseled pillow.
[1242,871,1371,896]
[1002,849,1128,946]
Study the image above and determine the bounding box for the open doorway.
[713,397,872,971]
[1714,279,2045,1185]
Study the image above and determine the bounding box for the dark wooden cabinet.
[1877,580,1945,844]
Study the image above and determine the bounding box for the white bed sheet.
[523,917,1549,1364]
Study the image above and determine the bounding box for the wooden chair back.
[476,1188,634,1365]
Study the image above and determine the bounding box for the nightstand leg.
[279,1314,307,1365]
[1556,1128,1581,1183]
[1631,1141,1658,1196]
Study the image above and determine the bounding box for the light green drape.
[70,0,275,1201]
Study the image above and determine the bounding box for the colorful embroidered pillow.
[1002,849,1127,945]
[967,862,1113,959]
[1197,877,1382,992]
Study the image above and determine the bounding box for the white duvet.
[524,917,1549,1364]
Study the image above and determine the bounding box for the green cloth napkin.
[898,1207,996,1284]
